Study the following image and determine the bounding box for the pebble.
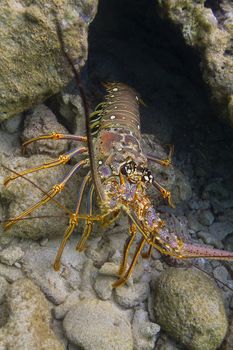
[0,263,23,282]
[94,275,115,300]
[114,281,149,308]
[197,231,224,249]
[132,309,160,350]
[209,222,233,241]
[213,266,229,285]
[0,278,63,350]
[1,114,23,133]
[63,299,133,350]
[197,210,214,226]
[0,246,24,266]
[0,276,9,304]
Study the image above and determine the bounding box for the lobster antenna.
[0,215,69,224]
[2,164,72,216]
[55,19,105,203]
[193,263,233,292]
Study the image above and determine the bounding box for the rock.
[0,0,98,121]
[63,299,133,350]
[153,267,228,350]
[0,278,63,350]
[221,315,233,350]
[94,275,114,300]
[197,231,224,249]
[114,281,149,308]
[22,104,70,156]
[209,222,233,241]
[22,242,80,305]
[0,263,24,282]
[93,262,119,300]
[157,0,233,125]
[197,210,215,226]
[132,309,160,350]
[213,266,229,286]
[0,246,24,266]
[1,114,23,133]
[154,333,181,350]
[54,290,80,320]
[0,276,9,304]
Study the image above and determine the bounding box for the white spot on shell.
[114,106,118,109]
[98,160,103,165]
[110,115,116,120]
[113,88,118,92]
[110,95,114,98]
[136,96,139,101]
[137,125,140,129]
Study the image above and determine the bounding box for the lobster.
[2,23,233,288]
[3,80,233,288]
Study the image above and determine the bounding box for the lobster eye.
[121,161,136,176]
[142,169,154,183]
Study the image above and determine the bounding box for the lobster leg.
[112,237,146,288]
[22,133,87,150]
[141,235,156,259]
[4,147,88,186]
[147,144,174,167]
[4,159,88,231]
[76,184,95,252]
[118,219,137,276]
[53,172,91,270]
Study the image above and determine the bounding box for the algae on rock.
[0,0,98,121]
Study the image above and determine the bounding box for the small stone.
[188,214,205,232]
[94,275,114,300]
[54,290,80,320]
[132,309,160,350]
[0,246,24,266]
[209,222,233,241]
[14,262,21,268]
[0,278,63,350]
[213,266,229,285]
[115,282,149,308]
[197,231,224,249]
[1,114,23,133]
[197,210,214,226]
[0,276,9,304]
[39,238,49,247]
[98,261,119,276]
[0,263,23,282]
[63,299,133,350]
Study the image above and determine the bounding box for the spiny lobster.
[2,23,233,288]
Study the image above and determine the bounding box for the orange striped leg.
[4,159,88,231]
[112,237,146,288]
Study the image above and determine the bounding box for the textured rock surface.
[22,104,70,156]
[153,268,228,350]
[0,0,98,121]
[63,299,133,350]
[157,0,233,125]
[132,309,160,350]
[0,278,63,350]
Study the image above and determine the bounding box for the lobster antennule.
[179,242,233,260]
